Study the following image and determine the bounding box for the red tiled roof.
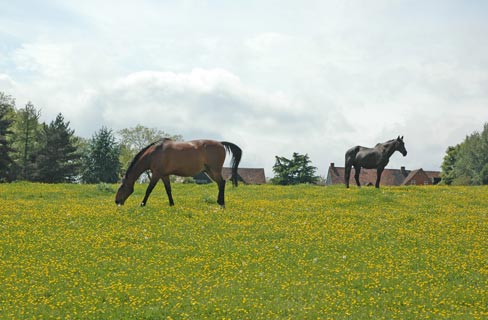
[222,167,266,184]
[424,170,441,179]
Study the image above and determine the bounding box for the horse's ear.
[401,136,404,140]
[397,136,400,140]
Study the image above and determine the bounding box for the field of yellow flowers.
[0,182,487,319]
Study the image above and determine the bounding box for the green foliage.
[33,113,80,183]
[81,127,121,183]
[182,176,196,184]
[0,93,15,181]
[96,182,115,193]
[271,152,318,185]
[440,145,460,185]
[10,102,41,180]
[441,123,488,185]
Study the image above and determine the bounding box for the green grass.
[0,182,487,319]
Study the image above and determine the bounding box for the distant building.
[194,167,266,185]
[326,163,441,186]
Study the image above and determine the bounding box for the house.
[194,167,266,185]
[402,168,432,186]
[326,163,441,186]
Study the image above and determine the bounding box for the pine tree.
[82,127,121,183]
[0,93,15,181]
[11,102,41,180]
[271,152,318,185]
[34,113,80,183]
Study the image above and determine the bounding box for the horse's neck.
[126,156,150,183]
[383,141,397,158]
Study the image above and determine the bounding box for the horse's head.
[396,136,407,156]
[115,177,134,206]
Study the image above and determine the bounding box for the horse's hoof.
[140,202,146,207]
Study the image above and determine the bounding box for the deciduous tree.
[118,124,182,181]
[441,123,488,185]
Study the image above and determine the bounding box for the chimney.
[331,162,335,168]
[401,166,407,176]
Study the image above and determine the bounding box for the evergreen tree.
[271,152,318,185]
[34,113,80,183]
[82,127,120,183]
[11,102,41,180]
[0,93,15,181]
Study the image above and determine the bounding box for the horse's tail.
[221,141,242,187]
[345,146,360,186]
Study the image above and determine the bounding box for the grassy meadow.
[0,182,487,319]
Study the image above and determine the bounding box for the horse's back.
[355,147,383,169]
[157,139,226,176]
[164,139,223,152]
[346,145,377,166]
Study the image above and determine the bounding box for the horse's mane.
[376,139,396,146]
[124,138,171,177]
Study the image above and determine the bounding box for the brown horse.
[115,139,242,207]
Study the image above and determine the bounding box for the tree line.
[5,91,484,186]
[0,91,320,186]
[0,92,181,184]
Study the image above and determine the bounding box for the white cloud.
[77,68,328,175]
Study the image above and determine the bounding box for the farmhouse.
[194,167,266,185]
[326,163,441,186]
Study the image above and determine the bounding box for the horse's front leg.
[375,167,384,188]
[161,176,175,206]
[141,175,159,207]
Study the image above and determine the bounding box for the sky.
[1,0,488,178]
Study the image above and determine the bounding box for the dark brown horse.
[345,136,407,188]
[115,139,242,207]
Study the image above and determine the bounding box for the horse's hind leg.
[206,170,226,208]
[161,175,175,206]
[345,165,351,188]
[354,166,362,187]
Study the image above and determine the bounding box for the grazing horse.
[115,139,242,207]
[345,136,407,188]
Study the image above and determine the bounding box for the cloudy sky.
[1,0,487,177]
